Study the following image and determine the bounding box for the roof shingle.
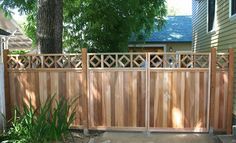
[130,16,192,43]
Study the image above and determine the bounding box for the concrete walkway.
[218,135,236,143]
[89,132,220,143]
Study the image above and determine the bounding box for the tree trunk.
[37,0,63,53]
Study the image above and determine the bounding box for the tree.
[0,0,63,53]
[1,0,167,53]
[37,0,63,53]
[64,0,167,52]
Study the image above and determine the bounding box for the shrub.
[3,95,77,143]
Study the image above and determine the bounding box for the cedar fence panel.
[149,70,209,132]
[8,71,86,128]
[3,48,234,133]
[88,70,146,130]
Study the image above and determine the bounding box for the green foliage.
[10,50,29,55]
[0,0,36,15]
[3,95,77,143]
[64,0,167,52]
[0,0,37,47]
[1,0,167,53]
[23,10,37,47]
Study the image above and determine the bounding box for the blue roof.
[130,16,192,43]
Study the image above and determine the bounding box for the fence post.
[227,48,234,134]
[3,49,11,121]
[82,48,88,131]
[210,48,216,131]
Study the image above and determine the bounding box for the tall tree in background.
[0,0,63,53]
[37,0,63,53]
[64,0,167,52]
[1,0,166,53]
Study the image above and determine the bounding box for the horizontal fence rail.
[2,48,234,134]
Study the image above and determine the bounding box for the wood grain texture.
[210,48,217,130]
[3,50,11,120]
[8,70,85,127]
[7,51,232,133]
[227,48,234,134]
[149,70,209,131]
[211,71,229,131]
[8,69,230,132]
[88,71,146,129]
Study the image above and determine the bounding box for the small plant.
[10,50,29,55]
[3,95,77,143]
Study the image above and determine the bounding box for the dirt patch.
[65,130,103,143]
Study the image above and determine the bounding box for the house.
[0,28,11,63]
[128,16,192,53]
[0,29,11,36]
[0,11,32,51]
[192,0,236,120]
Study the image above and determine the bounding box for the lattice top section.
[7,54,82,69]
[88,53,211,69]
[217,54,229,69]
[7,52,221,69]
[149,53,210,68]
[88,53,147,68]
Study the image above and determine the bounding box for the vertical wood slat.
[3,49,11,120]
[206,53,211,131]
[88,71,146,129]
[214,72,220,128]
[226,48,234,134]
[82,48,88,128]
[132,72,137,127]
[210,48,216,130]
[180,72,185,128]
[149,70,208,130]
[146,53,150,130]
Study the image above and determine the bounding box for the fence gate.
[148,53,210,132]
[87,53,147,131]
[87,52,213,132]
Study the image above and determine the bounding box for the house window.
[208,0,216,32]
[230,0,236,17]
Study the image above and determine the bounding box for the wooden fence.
[3,48,234,134]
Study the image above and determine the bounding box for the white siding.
[0,64,5,132]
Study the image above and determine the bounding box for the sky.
[167,0,192,16]
[12,9,26,24]
[12,0,192,24]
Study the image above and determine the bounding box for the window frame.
[207,0,217,33]
[229,0,236,20]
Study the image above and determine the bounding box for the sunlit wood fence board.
[8,71,85,128]
[88,71,146,129]
[149,70,209,131]
[212,71,228,130]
